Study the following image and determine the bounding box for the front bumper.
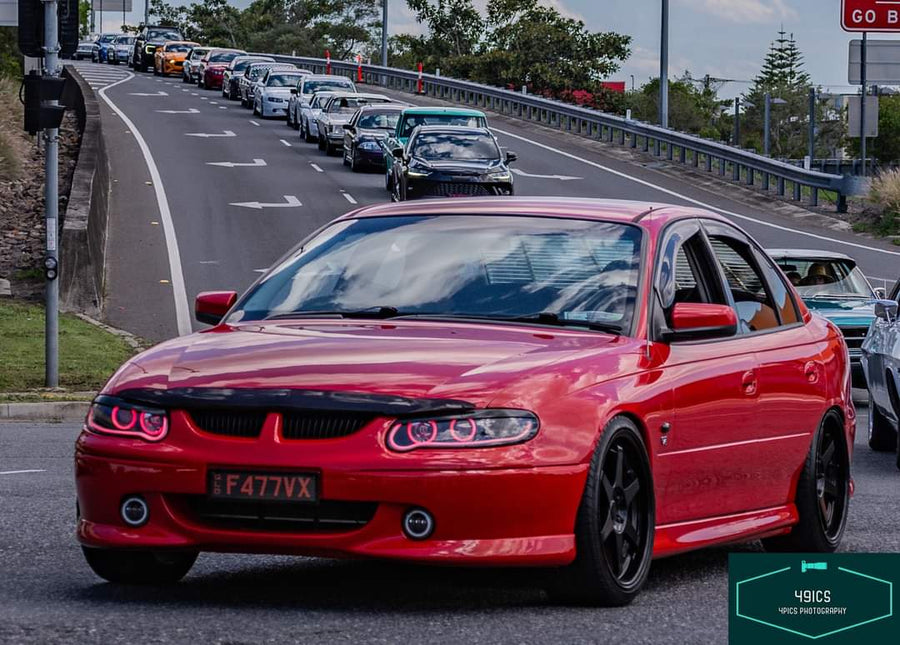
[75,426,583,565]
[405,177,514,199]
[355,146,386,166]
[205,72,225,89]
[261,102,288,117]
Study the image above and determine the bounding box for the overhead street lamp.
[381,0,388,67]
[764,93,787,157]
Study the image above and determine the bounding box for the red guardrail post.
[325,49,331,75]
[417,62,423,94]
[356,54,363,82]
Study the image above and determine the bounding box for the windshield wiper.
[264,306,401,321]
[394,312,621,334]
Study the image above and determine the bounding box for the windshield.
[267,73,304,87]
[247,65,272,79]
[775,258,873,298]
[165,43,192,53]
[358,111,401,129]
[230,215,642,333]
[411,132,500,161]
[400,115,486,139]
[210,51,241,63]
[234,58,267,71]
[116,36,135,45]
[310,95,333,109]
[328,97,389,113]
[303,79,356,94]
[148,30,180,40]
[100,34,117,43]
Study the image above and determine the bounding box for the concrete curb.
[0,401,89,422]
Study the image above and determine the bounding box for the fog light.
[402,508,434,540]
[120,496,149,527]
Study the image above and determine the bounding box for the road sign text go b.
[843,0,900,32]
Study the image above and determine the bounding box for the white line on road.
[230,195,302,210]
[253,268,267,273]
[219,106,227,109]
[280,139,292,147]
[185,130,236,138]
[511,168,581,181]
[128,91,168,96]
[493,128,900,258]
[310,163,323,172]
[249,120,260,126]
[156,108,200,114]
[206,158,267,168]
[210,101,218,105]
[99,73,192,336]
[0,470,46,476]
[341,191,357,204]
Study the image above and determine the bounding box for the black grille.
[840,326,869,350]
[424,182,494,197]
[186,497,377,532]
[282,411,373,440]
[190,410,267,438]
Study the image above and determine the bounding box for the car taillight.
[386,410,538,452]
[87,396,169,442]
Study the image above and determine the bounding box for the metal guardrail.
[255,53,856,212]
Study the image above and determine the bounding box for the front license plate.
[208,470,318,502]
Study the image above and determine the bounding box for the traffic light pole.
[43,0,60,388]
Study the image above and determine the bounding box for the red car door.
[650,220,763,525]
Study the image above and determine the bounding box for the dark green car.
[382,107,488,192]
[769,249,878,387]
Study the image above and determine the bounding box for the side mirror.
[290,88,297,94]
[663,303,738,342]
[342,123,353,130]
[195,291,237,326]
[505,151,518,164]
[874,299,899,322]
[392,147,404,159]
[874,287,886,299]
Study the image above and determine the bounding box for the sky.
[92,0,900,98]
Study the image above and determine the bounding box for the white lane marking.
[0,469,46,475]
[310,163,323,172]
[210,101,218,105]
[341,191,358,204]
[280,139,292,147]
[128,91,169,96]
[190,92,198,96]
[156,108,200,114]
[185,130,236,138]
[200,96,208,100]
[249,120,260,126]
[182,89,189,92]
[219,106,227,110]
[99,73,192,336]
[230,195,302,210]
[493,128,900,258]
[253,268,268,273]
[206,159,267,168]
[511,168,581,181]
[198,260,220,264]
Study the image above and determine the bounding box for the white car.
[253,70,309,118]
[181,47,210,84]
[862,278,900,469]
[315,93,394,154]
[108,35,135,65]
[288,75,357,135]
[244,63,297,109]
[223,55,274,100]
[298,91,339,143]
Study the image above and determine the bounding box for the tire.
[385,169,393,192]
[868,391,897,452]
[199,77,205,90]
[318,135,326,151]
[304,122,315,143]
[325,142,336,156]
[350,149,361,172]
[545,416,655,606]
[82,547,197,585]
[763,411,849,553]
[343,147,351,167]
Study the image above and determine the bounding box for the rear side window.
[708,237,780,333]
[754,250,799,325]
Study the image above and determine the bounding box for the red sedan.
[75,198,854,605]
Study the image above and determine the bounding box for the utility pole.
[860,31,868,177]
[764,93,771,156]
[144,0,149,26]
[381,0,388,67]
[43,0,60,388]
[808,87,815,166]
[659,0,669,128]
[733,96,740,147]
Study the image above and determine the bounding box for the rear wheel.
[82,547,197,585]
[868,391,897,452]
[763,412,849,553]
[350,148,361,172]
[317,134,326,151]
[546,416,654,606]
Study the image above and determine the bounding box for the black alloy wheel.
[764,412,849,552]
[546,416,655,606]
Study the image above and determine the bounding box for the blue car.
[93,33,119,63]
[861,278,900,466]
[769,249,878,388]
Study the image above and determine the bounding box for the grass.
[0,77,26,181]
[0,300,137,392]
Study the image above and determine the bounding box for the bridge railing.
[255,53,857,212]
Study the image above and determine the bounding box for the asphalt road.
[68,61,900,342]
[1,405,897,644]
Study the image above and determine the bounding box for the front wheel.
[763,412,849,553]
[82,547,197,585]
[545,416,655,606]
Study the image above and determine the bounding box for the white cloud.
[678,0,797,23]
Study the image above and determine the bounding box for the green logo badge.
[729,554,896,643]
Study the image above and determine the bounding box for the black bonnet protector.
[112,388,476,417]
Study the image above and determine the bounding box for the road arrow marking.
[185,130,237,138]
[279,139,292,147]
[249,120,260,126]
[230,195,302,210]
[310,163,323,173]
[129,91,168,96]
[156,108,200,114]
[511,168,582,181]
[206,158,267,168]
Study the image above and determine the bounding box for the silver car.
[315,93,394,155]
[287,75,357,134]
[108,35,135,64]
[181,47,210,83]
[253,70,309,118]
[240,62,295,108]
[223,55,273,100]
[862,279,900,469]
[298,91,339,143]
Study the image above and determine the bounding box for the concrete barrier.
[60,65,108,317]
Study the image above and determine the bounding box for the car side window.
[753,249,800,325]
[707,236,781,333]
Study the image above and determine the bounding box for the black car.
[131,25,182,72]
[390,126,516,201]
[342,104,408,171]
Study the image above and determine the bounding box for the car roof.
[766,249,855,261]
[233,55,273,62]
[339,198,725,227]
[357,103,408,112]
[303,75,355,82]
[401,107,486,117]
[163,41,199,47]
[411,125,491,136]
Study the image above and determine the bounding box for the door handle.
[741,369,758,396]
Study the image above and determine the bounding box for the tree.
[626,75,728,138]
[848,93,900,164]
[79,0,91,39]
[390,0,483,71]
